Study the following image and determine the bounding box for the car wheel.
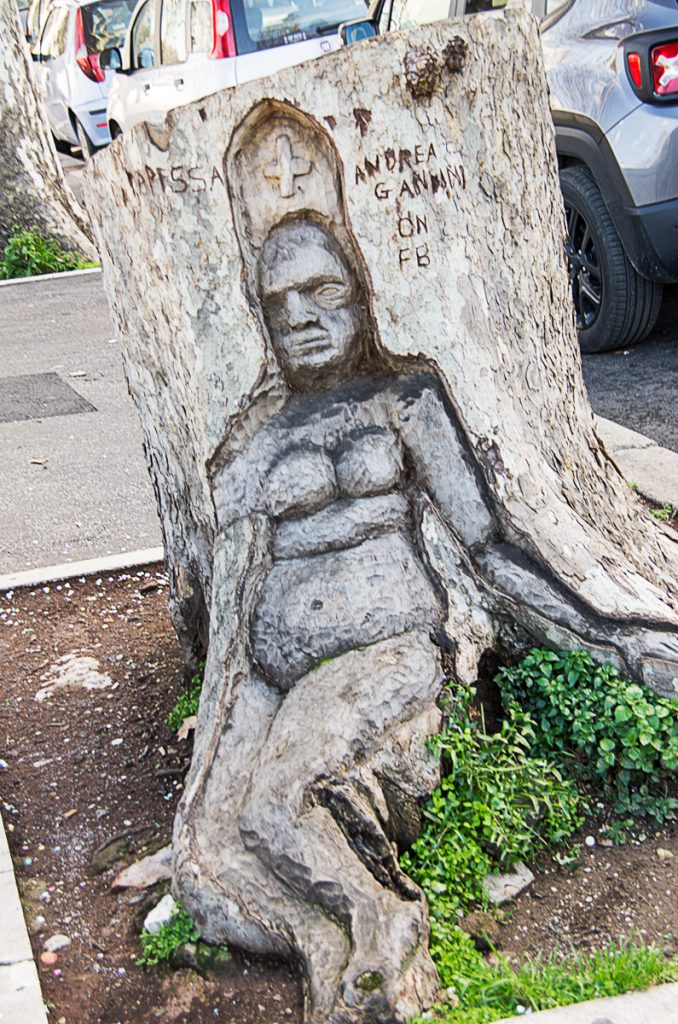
[74,118,98,160]
[109,121,122,141]
[51,132,72,155]
[559,165,662,354]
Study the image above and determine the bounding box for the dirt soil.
[0,567,676,1024]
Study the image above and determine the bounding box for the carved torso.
[211,372,469,689]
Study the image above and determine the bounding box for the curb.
[596,416,678,509]
[0,267,101,289]
[0,812,48,1024]
[0,547,164,593]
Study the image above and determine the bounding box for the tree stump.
[0,4,94,256]
[84,10,678,1021]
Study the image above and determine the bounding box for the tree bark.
[84,10,678,1022]
[0,3,95,257]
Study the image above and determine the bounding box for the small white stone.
[585,835,595,848]
[143,894,177,935]
[44,934,71,953]
[482,862,535,904]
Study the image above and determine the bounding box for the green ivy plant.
[137,904,200,968]
[0,227,97,279]
[401,686,584,983]
[167,661,205,732]
[496,648,678,828]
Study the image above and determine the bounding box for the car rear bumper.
[626,196,678,281]
[72,100,111,148]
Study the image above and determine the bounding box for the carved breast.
[265,426,405,521]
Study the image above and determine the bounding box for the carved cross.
[264,134,312,198]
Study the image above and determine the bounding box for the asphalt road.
[0,271,161,574]
[582,285,678,455]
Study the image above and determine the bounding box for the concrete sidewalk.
[0,270,162,575]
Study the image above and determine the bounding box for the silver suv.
[368,0,678,352]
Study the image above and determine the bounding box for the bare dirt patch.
[0,567,675,1022]
[0,566,302,1024]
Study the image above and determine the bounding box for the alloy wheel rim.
[564,201,602,330]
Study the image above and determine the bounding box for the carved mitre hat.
[225,100,352,281]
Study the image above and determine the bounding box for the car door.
[37,6,72,142]
[125,0,162,123]
[151,0,192,114]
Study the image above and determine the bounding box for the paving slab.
[596,416,678,509]
[496,983,678,1023]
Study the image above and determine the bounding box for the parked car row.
[23,0,678,353]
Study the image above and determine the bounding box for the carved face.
[259,222,364,389]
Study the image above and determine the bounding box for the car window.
[381,0,451,33]
[40,6,68,58]
[80,0,136,52]
[160,0,188,63]
[231,0,369,56]
[132,0,157,67]
[27,0,50,41]
[189,0,212,53]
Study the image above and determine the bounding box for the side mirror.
[100,46,125,71]
[339,18,378,45]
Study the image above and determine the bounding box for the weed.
[167,661,205,732]
[651,504,677,523]
[0,227,97,279]
[496,648,678,828]
[137,904,200,968]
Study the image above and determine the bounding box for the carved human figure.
[174,213,678,1023]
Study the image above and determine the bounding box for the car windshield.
[80,0,136,52]
[232,0,369,53]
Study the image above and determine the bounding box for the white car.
[33,0,135,156]
[106,0,370,136]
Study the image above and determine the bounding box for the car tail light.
[626,52,642,88]
[75,8,105,82]
[211,0,236,59]
[651,41,678,97]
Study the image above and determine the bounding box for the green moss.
[356,971,384,992]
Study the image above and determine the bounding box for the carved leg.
[240,631,443,1021]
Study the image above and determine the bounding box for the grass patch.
[413,935,677,1023]
[167,660,205,733]
[137,903,200,968]
[0,227,97,279]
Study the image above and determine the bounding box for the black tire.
[51,133,72,155]
[559,164,662,353]
[74,118,98,160]
[109,121,123,141]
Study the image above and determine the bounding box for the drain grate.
[0,373,96,424]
